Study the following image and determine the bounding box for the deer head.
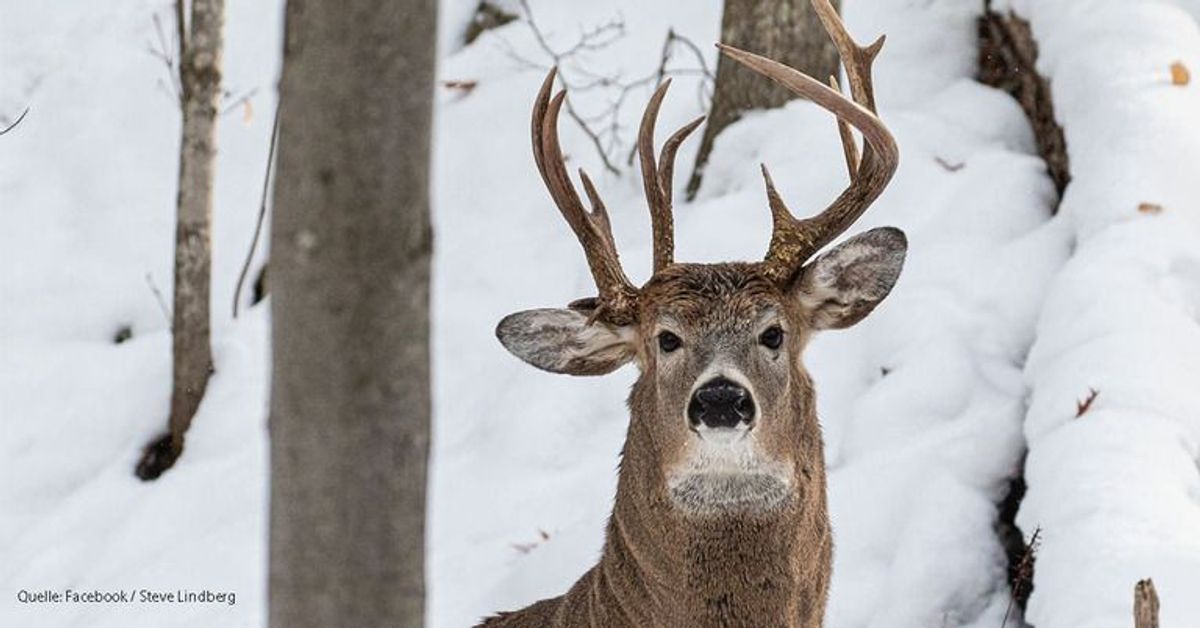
[499,8,900,513]
[488,1,901,624]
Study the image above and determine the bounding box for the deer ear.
[791,227,907,330]
[496,308,637,376]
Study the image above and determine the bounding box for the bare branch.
[147,12,183,102]
[0,107,29,136]
[1001,526,1041,627]
[220,87,259,117]
[506,1,711,175]
[232,104,280,318]
[562,96,620,174]
[145,272,173,330]
[176,0,188,60]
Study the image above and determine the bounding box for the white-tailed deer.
[484,2,902,626]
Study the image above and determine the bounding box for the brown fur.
[483,264,835,628]
[490,7,904,618]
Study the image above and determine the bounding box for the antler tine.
[828,75,860,179]
[716,0,898,284]
[638,79,705,272]
[532,69,639,324]
[812,0,884,113]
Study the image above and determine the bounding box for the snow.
[1,1,1197,627]
[1000,1,1200,626]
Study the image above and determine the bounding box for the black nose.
[688,377,755,429]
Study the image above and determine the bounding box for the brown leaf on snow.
[1138,202,1163,215]
[1170,61,1190,86]
[1075,388,1099,418]
[442,80,479,94]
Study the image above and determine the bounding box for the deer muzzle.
[688,377,756,431]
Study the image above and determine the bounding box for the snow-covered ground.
[1003,1,1200,626]
[1,1,1197,627]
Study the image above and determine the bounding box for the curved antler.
[638,80,705,273]
[718,0,899,284]
[532,69,639,325]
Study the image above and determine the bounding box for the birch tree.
[268,0,435,625]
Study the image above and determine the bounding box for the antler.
[718,0,899,284]
[532,69,639,325]
[638,80,705,272]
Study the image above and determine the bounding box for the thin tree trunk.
[686,0,840,200]
[268,0,435,626]
[136,0,224,480]
[1134,579,1160,628]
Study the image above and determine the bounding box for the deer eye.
[759,326,784,350]
[658,331,682,353]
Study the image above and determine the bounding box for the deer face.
[497,38,902,516]
[498,230,904,515]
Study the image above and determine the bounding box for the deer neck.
[590,397,831,628]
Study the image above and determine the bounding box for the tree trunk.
[136,0,224,481]
[686,0,840,200]
[268,0,435,626]
[1134,579,1160,628]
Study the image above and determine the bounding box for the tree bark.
[136,0,224,481]
[978,5,1070,198]
[268,0,435,626]
[1134,579,1160,628]
[686,0,840,200]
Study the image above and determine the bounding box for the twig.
[232,103,280,318]
[623,30,684,166]
[220,87,259,117]
[0,107,30,136]
[1075,388,1099,418]
[560,99,620,174]
[507,0,712,176]
[934,156,965,172]
[176,0,188,61]
[668,30,715,80]
[145,273,173,329]
[147,12,183,102]
[1001,526,1042,627]
[517,0,622,174]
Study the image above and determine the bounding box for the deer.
[482,2,902,626]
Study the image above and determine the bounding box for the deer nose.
[688,377,755,429]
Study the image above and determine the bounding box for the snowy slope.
[2,1,1197,628]
[1,1,281,627]
[1002,1,1200,626]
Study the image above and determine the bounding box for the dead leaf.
[1170,61,1190,86]
[442,80,479,94]
[1075,388,1099,418]
[1138,202,1163,215]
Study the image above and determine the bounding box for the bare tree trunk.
[136,0,224,480]
[1134,579,1160,628]
[268,0,435,625]
[686,0,840,200]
